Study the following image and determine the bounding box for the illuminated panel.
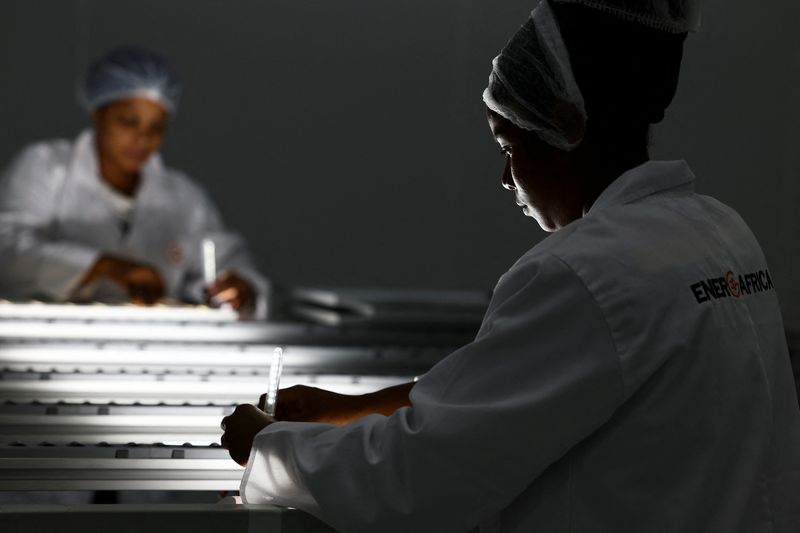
[0,301,238,322]
[0,343,441,375]
[0,415,226,445]
[0,373,412,404]
[0,414,225,428]
[2,432,223,446]
[0,314,472,349]
[0,344,275,373]
[0,320,305,343]
[0,406,231,446]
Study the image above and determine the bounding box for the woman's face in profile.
[486,109,581,232]
[93,97,168,177]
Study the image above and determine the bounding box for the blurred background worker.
[221,0,800,531]
[0,46,269,318]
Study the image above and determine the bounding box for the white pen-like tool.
[264,347,285,417]
[202,238,217,286]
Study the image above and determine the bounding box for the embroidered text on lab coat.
[690,269,774,303]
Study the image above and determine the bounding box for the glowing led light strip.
[1,433,223,446]
[0,321,297,343]
[0,344,376,370]
[264,347,285,417]
[0,374,410,402]
[202,239,217,286]
[0,300,237,322]
[0,345,276,368]
[0,414,226,428]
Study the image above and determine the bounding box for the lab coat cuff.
[240,421,329,512]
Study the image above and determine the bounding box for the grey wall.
[650,0,800,330]
[1,1,799,327]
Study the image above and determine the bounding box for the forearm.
[349,381,414,419]
[275,382,415,426]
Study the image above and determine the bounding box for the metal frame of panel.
[0,445,242,491]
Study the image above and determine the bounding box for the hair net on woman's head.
[483,0,702,150]
[81,46,181,114]
[555,0,701,33]
[483,0,587,151]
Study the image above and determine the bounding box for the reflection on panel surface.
[0,301,473,492]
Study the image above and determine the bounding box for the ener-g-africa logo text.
[690,269,774,304]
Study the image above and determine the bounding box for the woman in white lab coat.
[221,1,800,531]
[0,46,268,317]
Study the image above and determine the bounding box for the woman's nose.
[501,159,515,191]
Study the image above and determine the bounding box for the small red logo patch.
[725,271,740,298]
[165,241,184,265]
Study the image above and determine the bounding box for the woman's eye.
[500,146,511,157]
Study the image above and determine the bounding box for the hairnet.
[482,0,701,150]
[81,46,181,114]
[556,0,701,33]
[482,0,586,151]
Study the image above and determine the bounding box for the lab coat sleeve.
[0,145,100,300]
[240,253,624,532]
[179,183,271,318]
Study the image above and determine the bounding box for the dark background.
[2,0,799,329]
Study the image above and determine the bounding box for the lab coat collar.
[588,160,694,215]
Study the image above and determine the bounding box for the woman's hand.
[260,385,358,425]
[221,383,415,464]
[208,271,256,315]
[79,254,165,304]
[220,404,273,467]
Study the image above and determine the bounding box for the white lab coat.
[240,161,800,532]
[0,130,269,316]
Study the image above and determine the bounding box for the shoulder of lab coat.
[240,247,623,532]
[154,165,271,318]
[0,136,100,300]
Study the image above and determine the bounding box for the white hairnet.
[556,0,701,33]
[81,46,181,114]
[482,0,702,150]
[483,0,586,151]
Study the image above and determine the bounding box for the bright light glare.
[264,347,285,416]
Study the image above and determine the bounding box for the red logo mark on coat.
[725,271,741,298]
[165,241,184,265]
